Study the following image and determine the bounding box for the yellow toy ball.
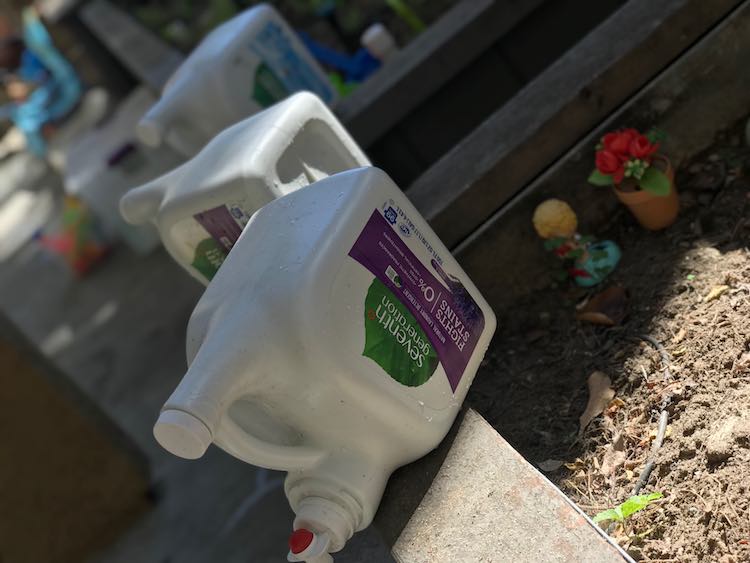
[532,199,578,239]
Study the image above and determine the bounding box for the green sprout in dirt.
[593,492,663,524]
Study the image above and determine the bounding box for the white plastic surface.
[137,3,337,157]
[64,87,182,254]
[121,92,370,285]
[153,167,497,558]
[154,409,212,460]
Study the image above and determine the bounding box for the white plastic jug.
[152,167,497,562]
[137,3,337,157]
[120,92,370,285]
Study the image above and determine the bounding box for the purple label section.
[349,210,485,392]
[194,205,244,252]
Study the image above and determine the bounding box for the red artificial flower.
[595,150,625,182]
[602,129,638,159]
[629,134,659,159]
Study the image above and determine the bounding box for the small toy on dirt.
[532,198,621,287]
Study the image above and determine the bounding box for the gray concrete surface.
[393,410,631,563]
[0,153,392,562]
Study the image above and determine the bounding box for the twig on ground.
[632,333,674,496]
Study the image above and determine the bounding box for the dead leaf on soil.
[672,327,687,344]
[576,286,629,326]
[538,459,564,472]
[564,458,586,471]
[704,285,730,303]
[578,371,616,437]
[600,432,626,476]
[605,398,626,417]
[733,351,750,374]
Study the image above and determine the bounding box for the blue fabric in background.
[4,9,81,156]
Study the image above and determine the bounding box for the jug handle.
[216,416,327,472]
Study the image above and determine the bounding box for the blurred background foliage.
[111,0,457,53]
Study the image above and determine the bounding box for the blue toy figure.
[532,198,621,287]
[0,7,81,157]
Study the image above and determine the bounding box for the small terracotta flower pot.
[613,155,679,230]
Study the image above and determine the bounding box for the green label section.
[191,238,227,281]
[253,62,289,107]
[363,279,438,387]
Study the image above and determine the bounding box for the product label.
[252,62,289,107]
[191,204,252,281]
[350,210,485,391]
[249,21,335,104]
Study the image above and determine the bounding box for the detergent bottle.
[137,3,337,157]
[120,92,370,285]
[151,167,497,562]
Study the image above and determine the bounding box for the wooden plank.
[0,313,150,563]
[391,410,631,562]
[498,0,627,81]
[455,0,750,311]
[79,0,184,92]
[336,0,545,148]
[407,0,743,249]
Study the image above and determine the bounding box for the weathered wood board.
[407,0,743,248]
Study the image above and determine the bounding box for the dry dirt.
[471,122,750,562]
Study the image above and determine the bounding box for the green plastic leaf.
[567,248,585,259]
[593,492,663,523]
[639,168,671,196]
[544,237,567,251]
[646,128,667,144]
[588,169,615,187]
[363,279,438,387]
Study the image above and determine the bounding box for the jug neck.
[291,494,360,554]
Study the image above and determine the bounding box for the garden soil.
[471,121,750,562]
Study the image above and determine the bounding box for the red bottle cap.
[289,528,315,555]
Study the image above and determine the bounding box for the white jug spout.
[119,176,168,225]
[153,333,242,459]
[136,80,194,148]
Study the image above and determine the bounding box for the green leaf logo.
[363,279,438,387]
[191,237,227,281]
[253,63,289,107]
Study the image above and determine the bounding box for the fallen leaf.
[733,351,750,373]
[672,347,688,357]
[538,459,564,472]
[704,285,730,303]
[649,425,673,441]
[672,328,687,344]
[600,432,626,476]
[579,371,616,436]
[564,458,586,471]
[605,398,626,416]
[576,286,628,326]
